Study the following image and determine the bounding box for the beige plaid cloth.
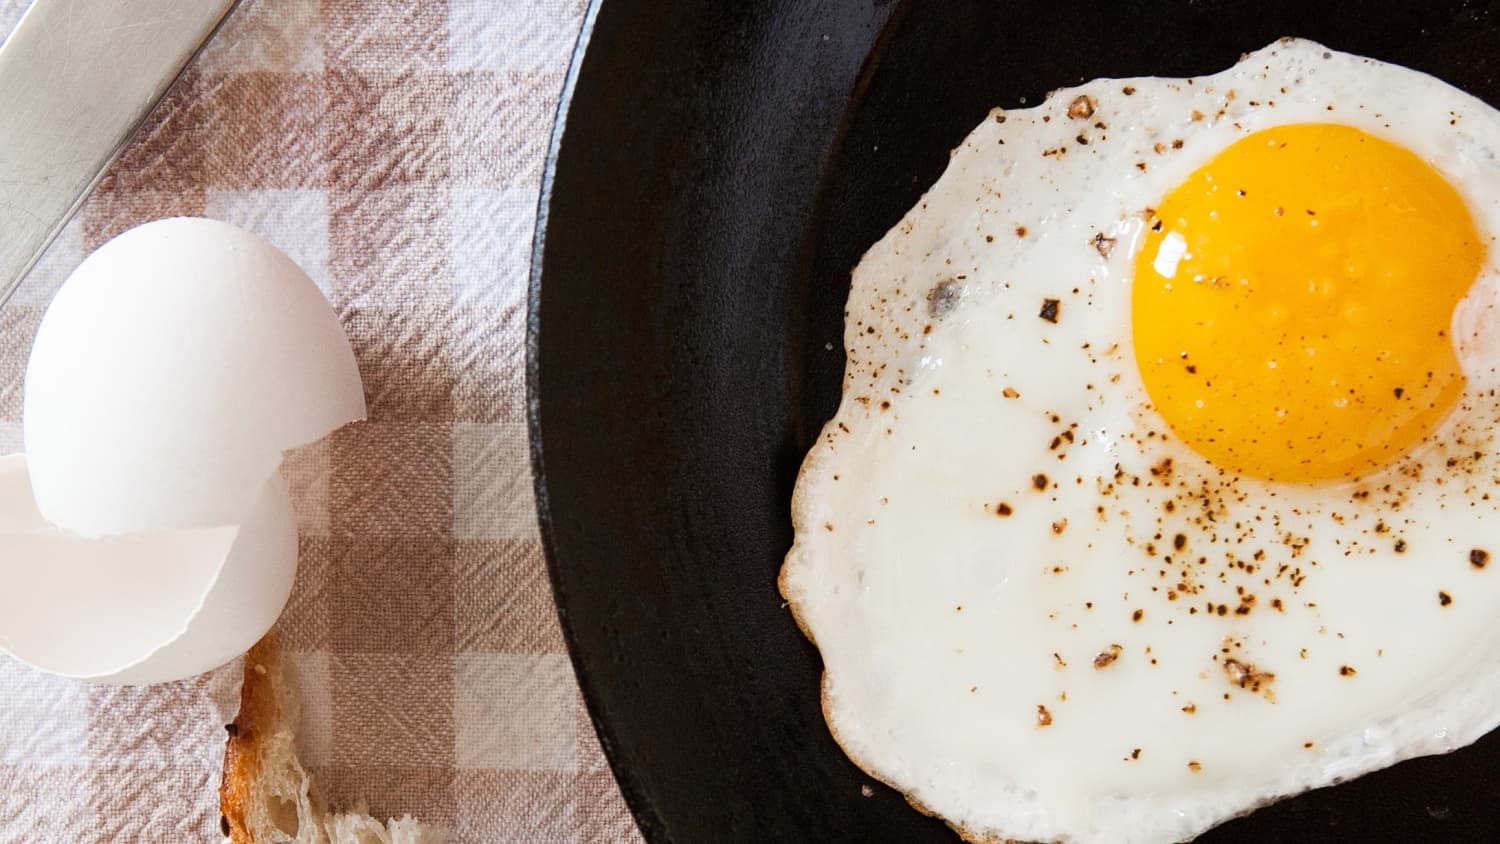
[0,1,644,841]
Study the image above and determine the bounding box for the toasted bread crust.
[219,634,282,843]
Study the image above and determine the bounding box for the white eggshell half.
[0,454,298,685]
[22,217,365,537]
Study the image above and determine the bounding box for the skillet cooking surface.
[531,1,1500,840]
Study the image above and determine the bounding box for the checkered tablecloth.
[0,1,642,841]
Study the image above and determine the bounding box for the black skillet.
[529,1,1500,840]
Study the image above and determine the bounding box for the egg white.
[782,39,1500,844]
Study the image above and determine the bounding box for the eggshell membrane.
[0,454,297,684]
[22,217,366,537]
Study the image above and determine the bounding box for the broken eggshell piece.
[0,454,296,684]
[1,217,366,684]
[23,217,366,536]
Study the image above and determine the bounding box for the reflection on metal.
[0,0,238,307]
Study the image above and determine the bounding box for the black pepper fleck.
[1039,298,1061,323]
[1095,644,1123,668]
[1092,232,1116,258]
[1224,658,1276,691]
[927,279,961,318]
[1439,591,1453,607]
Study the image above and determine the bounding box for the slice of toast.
[219,635,442,844]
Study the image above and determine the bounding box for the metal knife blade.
[0,0,239,306]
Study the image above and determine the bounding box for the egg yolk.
[1132,123,1485,483]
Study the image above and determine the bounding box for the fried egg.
[781,39,1500,843]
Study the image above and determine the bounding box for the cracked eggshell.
[0,454,297,684]
[22,217,366,537]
